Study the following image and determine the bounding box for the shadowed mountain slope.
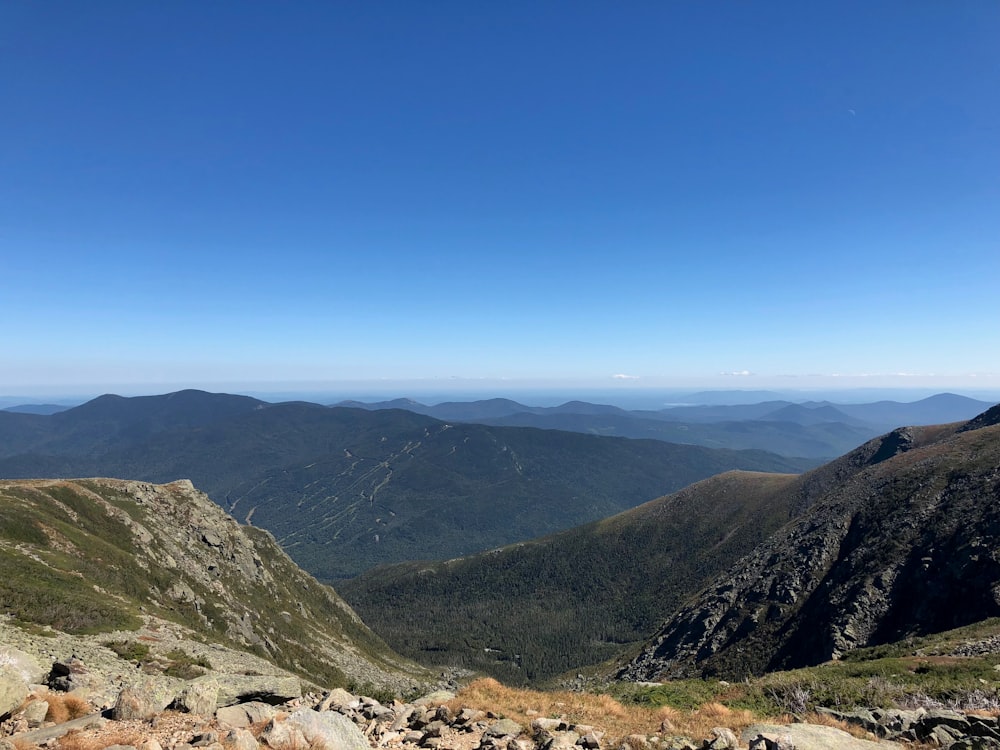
[618,409,1000,681]
[0,390,811,579]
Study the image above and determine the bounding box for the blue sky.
[2,2,999,398]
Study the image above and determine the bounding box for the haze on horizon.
[3,3,998,395]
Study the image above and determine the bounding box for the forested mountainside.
[0,389,811,578]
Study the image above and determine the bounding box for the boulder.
[283,709,370,750]
[216,701,277,728]
[318,687,358,712]
[22,697,50,727]
[174,679,220,717]
[742,723,901,749]
[112,677,176,720]
[208,674,300,707]
[0,665,28,719]
[223,729,260,750]
[704,727,738,749]
[0,648,45,685]
[486,718,524,738]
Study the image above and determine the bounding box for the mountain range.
[0,389,810,579]
[341,403,1000,685]
[336,392,992,459]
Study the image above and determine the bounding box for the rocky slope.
[0,477,427,692]
[619,405,1000,681]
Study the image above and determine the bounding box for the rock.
[283,709,370,750]
[543,731,581,750]
[1,665,29,718]
[139,740,164,750]
[457,708,488,725]
[259,717,308,749]
[103,745,138,750]
[0,648,45,685]
[216,701,277,728]
[22,697,50,727]
[742,723,901,749]
[191,731,220,747]
[209,674,301,707]
[112,677,176,720]
[927,724,964,746]
[533,718,566,733]
[951,738,1000,750]
[486,718,524,738]
[319,687,358,712]
[577,731,601,749]
[175,679,220,717]
[223,729,260,750]
[704,727,738,749]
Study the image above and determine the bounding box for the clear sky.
[2,2,999,398]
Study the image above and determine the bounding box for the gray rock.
[704,727,738,749]
[0,665,29,718]
[457,708,488,725]
[486,718,524,738]
[927,724,964,746]
[284,709,370,750]
[259,718,308,749]
[222,729,259,750]
[742,723,901,749]
[543,731,581,750]
[22,697,50,727]
[0,648,45,685]
[216,701,277,728]
[209,674,300,707]
[951,738,1000,750]
[112,677,175,720]
[318,687,358,712]
[174,679,219,717]
[577,731,601,749]
[532,718,566,733]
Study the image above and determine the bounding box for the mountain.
[0,476,425,692]
[829,392,995,428]
[342,404,1000,685]
[478,412,875,459]
[618,404,1000,681]
[1,403,71,415]
[339,469,802,684]
[0,390,811,579]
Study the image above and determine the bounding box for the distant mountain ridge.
[0,389,810,579]
[336,392,993,459]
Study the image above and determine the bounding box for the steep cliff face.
[619,412,1000,681]
[0,478,426,691]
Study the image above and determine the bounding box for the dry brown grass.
[450,679,757,744]
[43,694,93,724]
[56,727,145,750]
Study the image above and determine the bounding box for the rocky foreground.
[6,642,1000,750]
